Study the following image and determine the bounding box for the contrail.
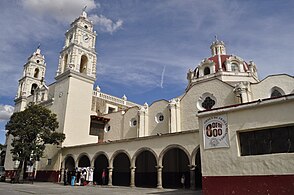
[160,65,166,88]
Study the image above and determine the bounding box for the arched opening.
[162,148,190,189]
[63,54,68,72]
[65,156,75,171]
[231,63,239,72]
[271,87,284,98]
[195,148,202,189]
[113,153,130,186]
[94,154,109,185]
[135,150,157,187]
[31,83,38,95]
[204,67,210,75]
[80,55,88,74]
[64,156,75,185]
[34,68,39,78]
[78,155,90,167]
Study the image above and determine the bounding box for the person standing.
[181,174,185,189]
[63,169,68,185]
[102,169,106,185]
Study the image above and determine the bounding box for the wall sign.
[203,115,229,149]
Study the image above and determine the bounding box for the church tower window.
[80,55,88,74]
[34,68,39,78]
[31,83,38,95]
[63,54,68,72]
[204,67,210,75]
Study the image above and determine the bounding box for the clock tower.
[56,10,97,78]
[53,10,98,146]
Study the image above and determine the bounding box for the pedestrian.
[63,168,68,185]
[102,169,106,185]
[181,174,185,189]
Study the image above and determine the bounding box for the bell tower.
[53,9,98,146]
[56,10,97,78]
[15,46,46,111]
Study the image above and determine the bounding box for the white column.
[107,167,113,186]
[156,166,163,189]
[169,98,180,133]
[130,166,136,187]
[138,103,148,137]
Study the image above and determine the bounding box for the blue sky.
[0,0,294,144]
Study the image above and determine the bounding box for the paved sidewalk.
[0,182,202,195]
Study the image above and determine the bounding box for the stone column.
[189,165,196,190]
[156,165,163,189]
[107,167,113,186]
[169,98,180,133]
[130,166,136,187]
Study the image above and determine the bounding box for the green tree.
[5,104,65,182]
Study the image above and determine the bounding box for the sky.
[0,0,294,144]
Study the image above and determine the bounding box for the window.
[239,126,294,156]
[80,55,88,74]
[197,93,217,111]
[231,63,239,72]
[34,68,39,78]
[108,107,115,114]
[202,97,215,110]
[31,83,38,95]
[47,159,52,166]
[204,67,210,75]
[104,124,111,132]
[271,89,282,98]
[130,118,137,127]
[155,113,164,123]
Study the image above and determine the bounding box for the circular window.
[36,60,40,63]
[84,25,88,29]
[155,113,164,123]
[104,124,110,132]
[130,118,137,127]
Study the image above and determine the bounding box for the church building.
[4,10,294,194]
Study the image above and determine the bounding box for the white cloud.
[89,15,123,33]
[0,105,14,121]
[21,0,98,23]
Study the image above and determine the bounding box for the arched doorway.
[65,156,75,171]
[135,150,157,187]
[64,156,75,184]
[94,154,109,185]
[78,155,90,167]
[113,153,130,186]
[195,148,202,189]
[162,148,190,189]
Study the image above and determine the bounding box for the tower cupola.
[210,36,226,56]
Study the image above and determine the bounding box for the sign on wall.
[203,115,229,149]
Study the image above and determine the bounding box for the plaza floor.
[0,182,202,195]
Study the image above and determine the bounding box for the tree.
[5,104,65,182]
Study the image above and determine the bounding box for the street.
[0,182,202,195]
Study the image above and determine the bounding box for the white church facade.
[4,11,294,194]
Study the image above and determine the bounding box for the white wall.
[199,97,294,177]
[181,79,235,132]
